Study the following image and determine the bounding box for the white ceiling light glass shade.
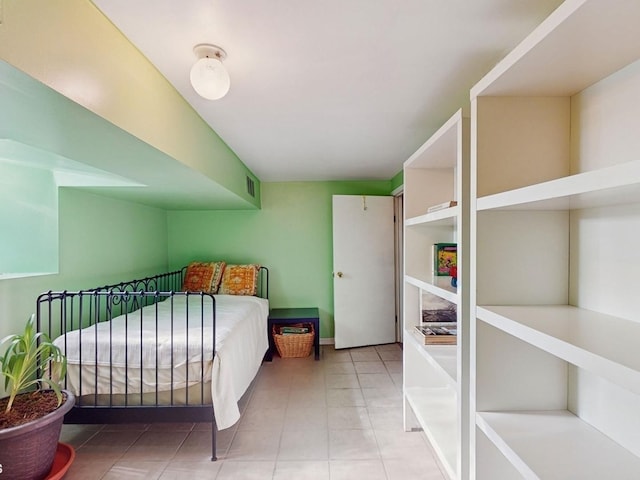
[190,44,230,100]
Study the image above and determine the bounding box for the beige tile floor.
[60,344,446,480]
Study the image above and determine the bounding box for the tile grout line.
[270,362,294,480]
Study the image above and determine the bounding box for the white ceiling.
[91,0,564,182]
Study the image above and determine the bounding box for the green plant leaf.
[0,314,67,413]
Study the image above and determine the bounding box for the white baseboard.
[320,337,335,345]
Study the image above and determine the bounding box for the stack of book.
[414,324,457,345]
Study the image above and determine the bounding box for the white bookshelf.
[403,109,470,479]
[469,0,640,478]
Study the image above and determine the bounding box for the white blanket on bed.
[54,294,268,429]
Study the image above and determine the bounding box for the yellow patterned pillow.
[209,261,226,293]
[219,264,261,295]
[182,261,218,292]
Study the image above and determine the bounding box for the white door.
[333,195,396,349]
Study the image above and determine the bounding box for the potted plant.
[0,314,75,480]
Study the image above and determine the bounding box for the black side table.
[266,307,320,361]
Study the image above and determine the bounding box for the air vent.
[246,176,255,197]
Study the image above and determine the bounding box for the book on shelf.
[432,243,457,276]
[414,324,457,345]
[426,200,457,213]
[421,291,457,322]
[279,326,310,334]
[422,308,457,323]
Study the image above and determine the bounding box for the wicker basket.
[272,323,314,358]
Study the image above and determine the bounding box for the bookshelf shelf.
[477,305,640,395]
[470,0,640,98]
[477,159,640,212]
[406,207,459,227]
[405,274,458,304]
[405,330,457,385]
[476,410,640,480]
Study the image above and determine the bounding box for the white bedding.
[54,294,269,429]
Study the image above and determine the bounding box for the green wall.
[390,170,404,192]
[0,189,168,342]
[57,189,168,288]
[167,181,393,339]
[0,162,57,275]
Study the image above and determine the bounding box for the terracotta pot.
[0,390,75,480]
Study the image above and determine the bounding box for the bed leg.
[211,421,217,461]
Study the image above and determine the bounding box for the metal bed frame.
[36,266,269,461]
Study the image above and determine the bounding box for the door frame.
[392,186,404,344]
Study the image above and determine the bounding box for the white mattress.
[54,294,268,429]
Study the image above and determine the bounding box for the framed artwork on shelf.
[432,243,457,276]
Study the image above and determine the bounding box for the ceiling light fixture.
[190,43,230,100]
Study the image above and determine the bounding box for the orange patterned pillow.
[218,264,261,295]
[182,262,217,292]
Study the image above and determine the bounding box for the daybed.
[36,262,269,460]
